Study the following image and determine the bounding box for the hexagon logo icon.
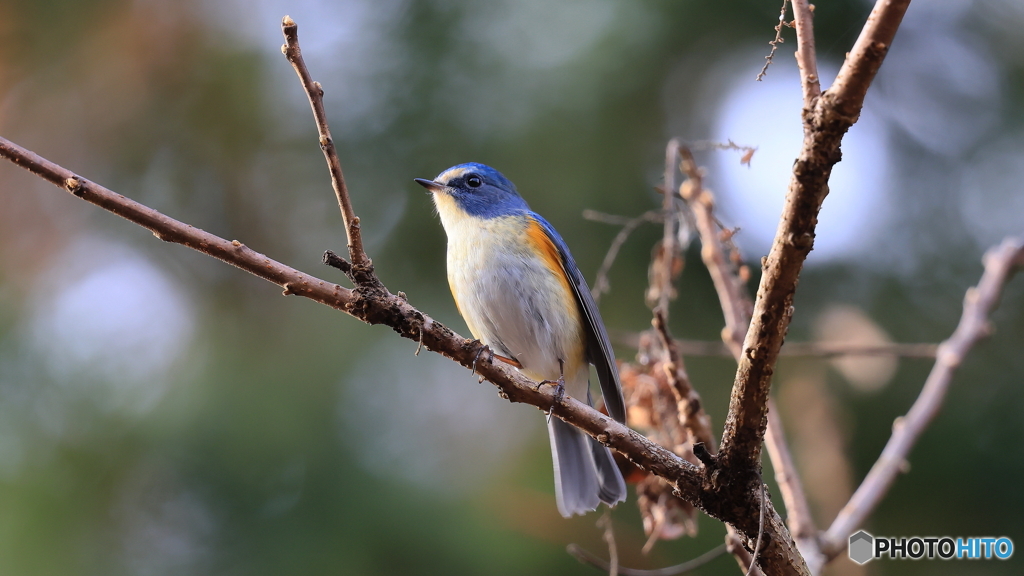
[849,530,874,564]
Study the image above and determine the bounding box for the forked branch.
[281,15,369,271]
[820,237,1024,558]
[718,0,912,474]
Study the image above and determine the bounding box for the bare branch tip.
[693,442,715,468]
[323,250,352,274]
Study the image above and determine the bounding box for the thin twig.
[584,209,664,226]
[657,139,681,316]
[681,139,757,158]
[757,0,790,81]
[678,143,820,572]
[587,209,662,301]
[5,146,359,310]
[764,401,823,573]
[763,401,815,541]
[613,333,939,359]
[777,342,937,358]
[664,152,783,572]
[726,529,765,576]
[281,16,369,270]
[820,237,1024,558]
[568,543,727,576]
[598,511,619,576]
[745,479,767,576]
[792,0,821,107]
[678,147,752,359]
[674,145,809,575]
[652,309,717,451]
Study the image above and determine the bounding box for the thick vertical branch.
[718,0,911,473]
[678,147,813,575]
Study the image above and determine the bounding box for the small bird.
[416,163,627,517]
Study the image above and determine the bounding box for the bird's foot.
[470,342,493,375]
[470,343,522,375]
[536,376,566,404]
[537,360,566,423]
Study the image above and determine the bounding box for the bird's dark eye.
[466,175,483,188]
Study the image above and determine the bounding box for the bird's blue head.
[416,163,530,222]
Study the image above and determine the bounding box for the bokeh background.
[0,0,1022,574]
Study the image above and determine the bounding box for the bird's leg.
[468,338,520,375]
[470,341,493,375]
[492,353,522,368]
[470,342,521,375]
[537,359,566,421]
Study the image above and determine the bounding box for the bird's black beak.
[415,178,445,193]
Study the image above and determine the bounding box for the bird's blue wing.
[528,214,626,423]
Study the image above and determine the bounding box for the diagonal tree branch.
[718,0,911,475]
[0,137,358,308]
[0,132,708,506]
[764,400,823,573]
[819,237,1024,558]
[678,147,751,359]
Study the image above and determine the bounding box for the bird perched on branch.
[416,163,626,517]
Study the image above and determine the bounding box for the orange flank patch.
[525,218,573,298]
[493,353,523,368]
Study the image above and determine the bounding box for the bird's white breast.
[436,203,586,393]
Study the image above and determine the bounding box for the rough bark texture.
[718,0,912,475]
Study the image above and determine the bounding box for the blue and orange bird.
[416,163,627,517]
